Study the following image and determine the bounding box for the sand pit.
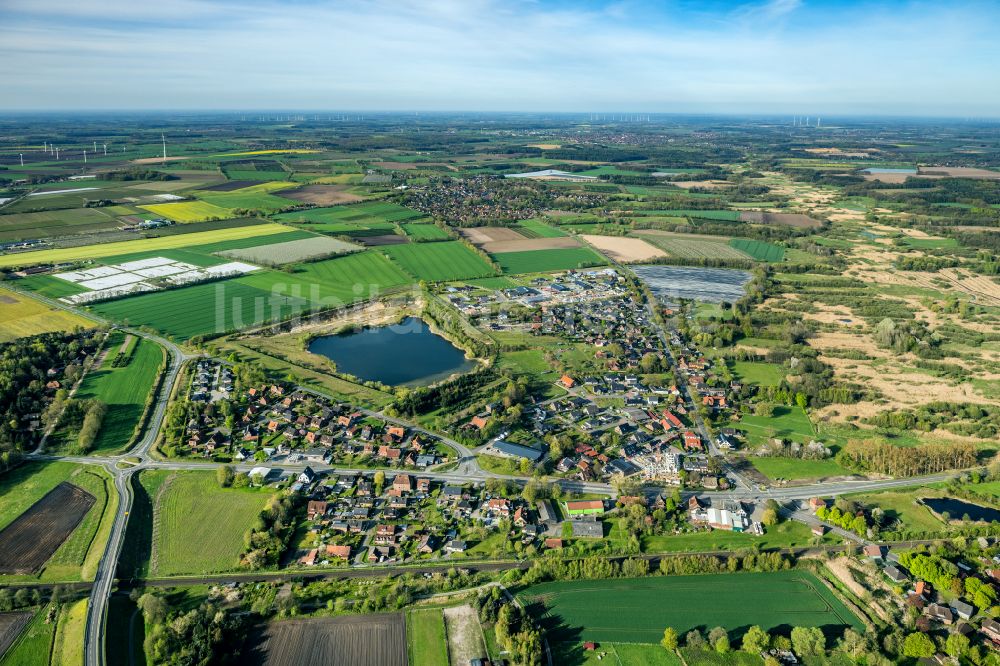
[479,237,581,253]
[580,235,666,262]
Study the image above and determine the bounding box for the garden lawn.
[74,334,164,453]
[381,241,495,281]
[493,247,606,274]
[519,571,861,647]
[152,471,275,576]
[406,609,448,666]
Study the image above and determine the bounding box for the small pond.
[308,316,475,387]
[922,497,1000,523]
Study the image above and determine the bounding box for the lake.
[922,497,1000,523]
[631,265,752,304]
[308,317,475,387]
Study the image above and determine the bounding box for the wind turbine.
[19,154,23,166]
[103,143,108,156]
[161,134,167,164]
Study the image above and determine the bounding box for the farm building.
[485,439,544,462]
[566,500,605,517]
[570,519,604,538]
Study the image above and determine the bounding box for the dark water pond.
[308,317,475,387]
[923,497,1000,523]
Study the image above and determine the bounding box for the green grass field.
[0,462,116,582]
[729,239,785,262]
[750,457,853,481]
[519,571,862,647]
[517,219,568,238]
[406,609,449,666]
[636,233,751,261]
[730,406,815,446]
[50,598,87,666]
[197,191,297,212]
[152,471,274,576]
[139,200,234,222]
[493,247,607,274]
[90,251,412,339]
[637,520,822,554]
[73,333,163,453]
[382,241,496,281]
[731,361,784,386]
[0,223,294,268]
[573,642,683,666]
[400,223,450,241]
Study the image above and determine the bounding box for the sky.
[1,0,998,116]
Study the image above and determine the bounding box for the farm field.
[517,219,567,237]
[729,238,785,262]
[247,614,407,666]
[0,208,122,242]
[217,235,361,264]
[400,222,450,241]
[633,231,751,260]
[0,287,93,343]
[0,482,95,575]
[0,613,31,661]
[139,200,234,222]
[406,609,448,666]
[381,241,495,281]
[196,191,297,212]
[277,201,423,225]
[0,608,54,666]
[519,571,862,647]
[580,235,666,262]
[0,222,294,268]
[72,333,164,453]
[275,184,365,206]
[50,599,86,666]
[151,471,275,576]
[493,247,607,274]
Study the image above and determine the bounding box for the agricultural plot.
[400,223,450,241]
[520,571,862,647]
[581,235,666,262]
[72,333,163,453]
[407,609,448,666]
[217,236,361,264]
[151,472,274,576]
[196,191,297,212]
[0,287,92,343]
[382,241,495,281]
[90,280,305,340]
[0,483,95,575]
[729,238,785,262]
[0,222,294,268]
[278,201,422,225]
[139,200,234,222]
[635,209,740,221]
[0,612,32,660]
[493,247,607,274]
[247,614,407,666]
[631,265,751,303]
[516,219,567,237]
[275,184,365,206]
[0,609,54,666]
[0,208,121,242]
[633,231,752,261]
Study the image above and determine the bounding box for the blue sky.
[1,0,998,116]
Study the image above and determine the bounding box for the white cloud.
[0,0,997,115]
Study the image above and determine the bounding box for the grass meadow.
[73,333,164,453]
[152,471,274,576]
[139,200,234,222]
[493,247,606,274]
[406,609,449,666]
[382,241,496,281]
